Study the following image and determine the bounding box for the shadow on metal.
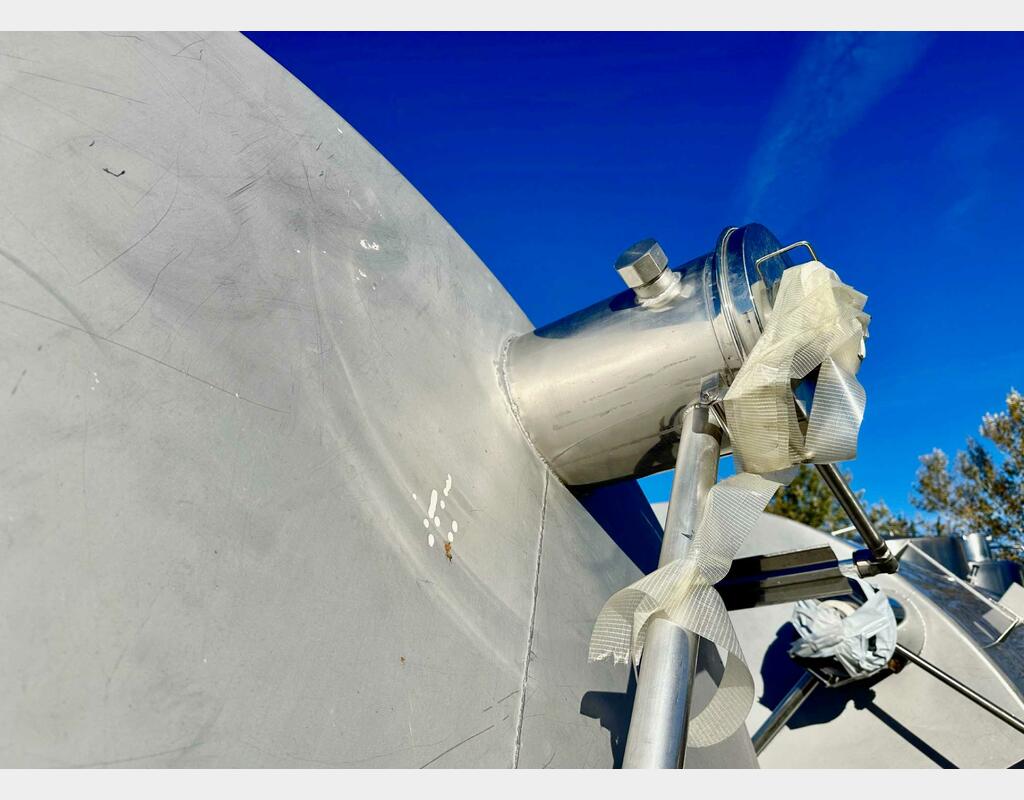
[862,702,957,769]
[758,623,959,768]
[579,671,639,769]
[573,480,663,575]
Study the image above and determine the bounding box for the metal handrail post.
[622,404,722,768]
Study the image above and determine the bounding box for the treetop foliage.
[766,389,1023,561]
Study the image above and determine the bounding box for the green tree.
[863,499,920,539]
[912,389,1024,560]
[766,465,919,541]
[766,465,848,532]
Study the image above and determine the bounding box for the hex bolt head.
[615,238,668,289]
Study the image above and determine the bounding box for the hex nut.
[615,238,668,289]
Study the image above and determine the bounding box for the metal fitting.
[615,238,677,300]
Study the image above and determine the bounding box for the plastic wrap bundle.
[589,261,870,747]
[790,582,897,678]
[724,261,869,473]
[588,469,794,745]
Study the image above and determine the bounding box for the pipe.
[502,224,793,487]
[751,671,819,755]
[622,404,722,769]
[815,463,899,574]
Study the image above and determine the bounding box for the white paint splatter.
[415,475,463,550]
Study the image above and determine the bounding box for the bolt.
[615,238,668,290]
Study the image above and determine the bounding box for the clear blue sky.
[246,32,1024,514]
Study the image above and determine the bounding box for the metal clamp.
[698,373,726,407]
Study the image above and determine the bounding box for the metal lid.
[715,223,797,361]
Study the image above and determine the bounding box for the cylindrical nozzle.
[502,224,795,486]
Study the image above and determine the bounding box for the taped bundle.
[588,261,869,748]
[790,581,897,678]
[725,261,869,473]
[588,469,792,746]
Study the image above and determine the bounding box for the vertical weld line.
[512,469,550,768]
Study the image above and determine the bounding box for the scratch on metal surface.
[481,687,520,714]
[226,177,261,199]
[171,38,206,58]
[14,69,148,104]
[0,299,286,414]
[68,744,195,768]
[419,724,495,769]
[10,368,26,395]
[112,248,185,332]
[0,245,99,338]
[512,469,550,767]
[78,169,181,285]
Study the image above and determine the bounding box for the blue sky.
[246,32,1024,514]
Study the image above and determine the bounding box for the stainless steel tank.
[501,224,798,486]
[963,532,993,565]
[972,561,1024,596]
[900,536,971,579]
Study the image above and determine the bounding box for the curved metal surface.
[0,32,659,768]
[730,516,1024,768]
[502,224,794,487]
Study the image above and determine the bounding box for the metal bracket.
[698,373,726,407]
[716,545,852,610]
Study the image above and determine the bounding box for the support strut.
[622,404,722,769]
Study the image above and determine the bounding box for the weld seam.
[512,469,549,768]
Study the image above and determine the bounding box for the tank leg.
[622,404,722,768]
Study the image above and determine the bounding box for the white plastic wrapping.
[790,581,897,678]
[724,261,869,474]
[588,260,870,748]
[588,471,790,746]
